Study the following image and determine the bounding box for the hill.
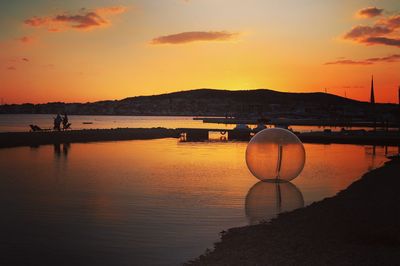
[122,89,359,105]
[0,89,396,119]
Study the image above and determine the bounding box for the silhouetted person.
[54,114,62,131]
[62,113,70,130]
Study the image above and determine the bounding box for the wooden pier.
[177,128,252,141]
[177,127,400,146]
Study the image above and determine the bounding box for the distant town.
[0,87,399,125]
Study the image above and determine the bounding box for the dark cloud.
[363,36,400,47]
[24,6,126,32]
[22,58,29,62]
[53,12,107,29]
[343,11,400,47]
[357,7,383,18]
[150,31,238,44]
[344,25,392,40]
[7,66,16,70]
[325,54,400,65]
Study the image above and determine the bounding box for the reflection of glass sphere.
[246,128,305,182]
[245,181,304,225]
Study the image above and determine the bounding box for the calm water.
[0,114,377,133]
[0,114,233,132]
[0,139,396,265]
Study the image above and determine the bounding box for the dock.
[176,128,251,141]
[298,130,400,146]
[177,128,400,146]
[195,117,399,128]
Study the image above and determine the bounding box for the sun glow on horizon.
[0,0,399,104]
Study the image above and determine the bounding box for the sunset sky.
[0,0,399,104]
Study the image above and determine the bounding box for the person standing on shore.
[54,114,62,131]
[62,113,69,130]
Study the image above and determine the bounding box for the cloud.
[325,54,400,65]
[150,31,238,44]
[344,25,392,40]
[95,6,127,15]
[384,14,400,29]
[357,7,383,18]
[343,11,400,47]
[24,6,127,32]
[366,54,400,62]
[325,59,373,65]
[362,36,400,47]
[22,57,29,62]
[16,36,36,44]
[7,66,16,70]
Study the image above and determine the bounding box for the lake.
[0,138,395,265]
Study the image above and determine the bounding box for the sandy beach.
[187,158,400,265]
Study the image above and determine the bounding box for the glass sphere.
[246,128,305,182]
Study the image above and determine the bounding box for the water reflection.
[53,143,70,158]
[0,140,396,265]
[245,181,304,225]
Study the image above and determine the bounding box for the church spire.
[370,75,375,104]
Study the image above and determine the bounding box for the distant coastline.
[0,89,397,121]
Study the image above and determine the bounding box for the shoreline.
[186,158,400,265]
[0,128,179,148]
[1,127,399,148]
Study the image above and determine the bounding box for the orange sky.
[0,0,399,104]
